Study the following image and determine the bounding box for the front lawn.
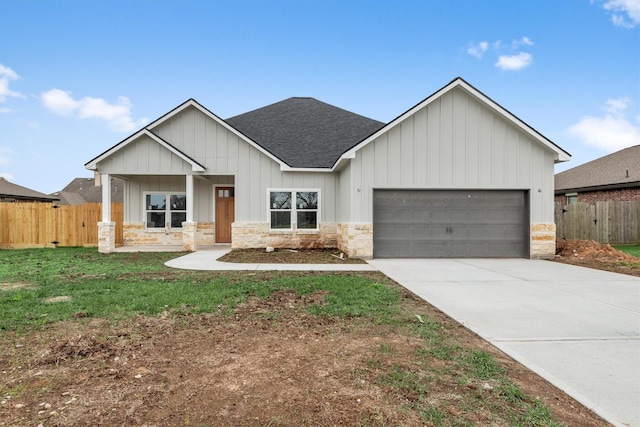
[0,248,606,426]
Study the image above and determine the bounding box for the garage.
[373,190,529,258]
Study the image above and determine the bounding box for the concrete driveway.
[368,258,640,427]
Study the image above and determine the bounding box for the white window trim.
[143,191,187,230]
[267,188,321,231]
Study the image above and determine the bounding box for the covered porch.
[97,173,235,253]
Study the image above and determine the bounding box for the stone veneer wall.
[530,222,556,259]
[232,222,337,250]
[336,223,373,259]
[121,222,215,249]
[196,222,215,246]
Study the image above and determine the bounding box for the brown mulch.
[554,239,640,277]
[219,248,366,264]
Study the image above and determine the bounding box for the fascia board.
[145,130,206,172]
[152,99,290,169]
[85,129,206,172]
[87,98,290,172]
[280,164,334,173]
[453,80,571,162]
[336,78,571,166]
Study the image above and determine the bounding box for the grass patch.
[613,244,640,258]
[0,248,398,330]
[0,247,569,426]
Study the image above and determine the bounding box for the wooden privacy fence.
[555,201,640,245]
[0,202,123,249]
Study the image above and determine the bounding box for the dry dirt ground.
[2,240,635,426]
[554,239,640,277]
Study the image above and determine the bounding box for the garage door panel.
[373,190,528,258]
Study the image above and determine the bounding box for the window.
[269,190,318,230]
[145,193,186,229]
[566,193,578,205]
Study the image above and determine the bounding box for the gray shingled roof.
[226,97,385,168]
[52,177,124,205]
[555,145,640,192]
[0,177,59,202]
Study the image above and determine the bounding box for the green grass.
[0,247,399,330]
[0,247,564,426]
[613,244,640,258]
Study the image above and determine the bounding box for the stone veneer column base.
[337,223,373,259]
[182,222,197,252]
[530,222,556,259]
[98,222,116,254]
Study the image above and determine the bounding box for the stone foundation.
[337,223,373,259]
[182,222,196,251]
[530,222,556,259]
[120,222,215,250]
[232,222,337,250]
[196,222,215,246]
[98,222,116,253]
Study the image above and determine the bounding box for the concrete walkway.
[368,258,640,427]
[164,245,376,271]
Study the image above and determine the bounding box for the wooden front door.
[215,187,235,243]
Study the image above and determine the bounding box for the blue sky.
[1,0,638,194]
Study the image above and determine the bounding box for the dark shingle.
[0,177,59,202]
[226,97,384,168]
[555,145,640,192]
[52,177,124,205]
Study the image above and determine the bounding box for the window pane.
[270,191,291,209]
[296,192,318,209]
[170,194,186,210]
[297,212,317,229]
[146,212,165,228]
[171,212,186,228]
[146,194,166,210]
[271,211,291,229]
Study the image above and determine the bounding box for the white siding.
[346,87,557,223]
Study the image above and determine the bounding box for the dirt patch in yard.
[555,239,640,277]
[0,282,32,291]
[0,282,608,426]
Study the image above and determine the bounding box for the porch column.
[186,174,194,222]
[182,174,196,251]
[101,173,111,222]
[98,173,116,253]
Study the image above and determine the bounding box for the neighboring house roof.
[0,177,59,202]
[226,97,385,168]
[52,177,124,205]
[555,145,640,193]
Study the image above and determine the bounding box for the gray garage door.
[373,190,528,258]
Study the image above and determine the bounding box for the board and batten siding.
[96,105,339,224]
[344,87,556,223]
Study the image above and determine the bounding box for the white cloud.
[0,64,25,103]
[598,0,640,28]
[40,89,149,132]
[466,37,534,71]
[467,41,489,58]
[495,52,533,71]
[568,97,640,152]
[512,36,534,49]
